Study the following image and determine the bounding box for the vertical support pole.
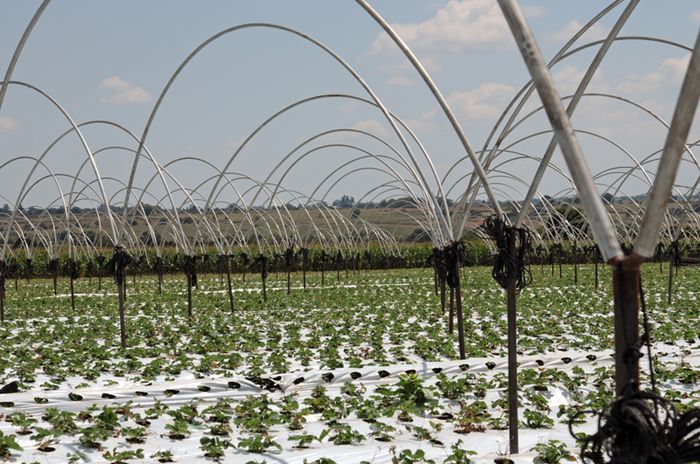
[184,255,195,318]
[0,261,5,322]
[118,277,126,348]
[336,252,341,283]
[109,247,131,349]
[558,246,563,279]
[454,267,466,361]
[259,255,268,303]
[302,248,308,290]
[321,252,326,287]
[611,257,641,395]
[506,229,519,454]
[433,248,439,296]
[70,275,75,312]
[667,256,674,305]
[438,248,446,314]
[226,256,234,313]
[446,243,466,359]
[550,252,554,277]
[594,257,599,289]
[573,242,578,285]
[187,275,193,318]
[448,286,454,333]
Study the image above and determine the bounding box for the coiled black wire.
[25,258,33,279]
[482,214,532,290]
[576,273,700,463]
[183,255,198,287]
[444,241,464,289]
[579,390,700,464]
[67,259,80,280]
[48,258,59,276]
[0,259,6,298]
[285,246,295,271]
[105,246,131,286]
[154,256,164,275]
[256,254,268,280]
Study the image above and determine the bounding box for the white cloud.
[350,119,391,138]
[368,0,511,56]
[100,76,151,104]
[660,54,691,80]
[552,65,608,96]
[523,5,547,19]
[692,9,700,23]
[616,54,690,96]
[0,116,18,132]
[405,108,438,134]
[447,82,515,120]
[387,75,417,87]
[549,20,608,43]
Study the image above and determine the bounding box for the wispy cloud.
[387,75,417,87]
[692,9,700,23]
[549,20,608,43]
[616,54,690,95]
[350,119,391,138]
[447,82,516,120]
[100,76,151,104]
[0,116,18,132]
[367,0,511,57]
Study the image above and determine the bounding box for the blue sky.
[1,1,699,209]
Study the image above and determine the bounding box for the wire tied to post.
[299,247,310,268]
[154,256,164,275]
[672,241,682,268]
[576,272,700,463]
[105,246,131,286]
[482,214,532,290]
[444,241,464,289]
[585,244,602,261]
[0,259,6,299]
[435,247,448,284]
[578,390,700,464]
[256,254,268,280]
[67,259,80,280]
[48,258,59,276]
[285,246,295,271]
[183,255,198,287]
[25,258,33,279]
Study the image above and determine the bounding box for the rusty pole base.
[610,253,643,396]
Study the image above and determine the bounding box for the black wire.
[481,214,532,290]
[256,254,268,280]
[579,390,700,464]
[105,246,131,286]
[0,259,6,298]
[183,255,198,287]
[444,241,464,289]
[285,246,295,270]
[575,269,700,464]
[639,275,656,394]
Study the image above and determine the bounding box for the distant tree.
[332,195,355,209]
[406,228,431,242]
[546,205,589,236]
